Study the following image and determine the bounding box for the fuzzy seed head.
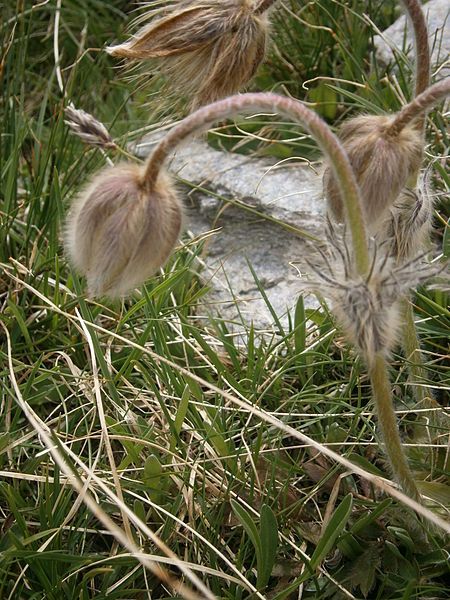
[65,163,183,298]
[323,115,423,231]
[107,0,269,108]
[299,222,438,362]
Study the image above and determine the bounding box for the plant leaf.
[310,493,353,570]
[259,504,278,588]
[231,500,262,582]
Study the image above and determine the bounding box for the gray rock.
[374,0,449,76]
[135,136,325,335]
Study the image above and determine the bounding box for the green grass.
[1,1,449,599]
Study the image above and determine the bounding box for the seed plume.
[107,0,270,108]
[64,106,117,149]
[323,114,422,231]
[65,163,183,298]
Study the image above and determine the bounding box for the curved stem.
[144,92,370,274]
[388,77,450,136]
[369,353,421,502]
[400,0,430,98]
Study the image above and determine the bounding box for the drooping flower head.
[65,163,183,298]
[323,115,423,232]
[107,0,271,108]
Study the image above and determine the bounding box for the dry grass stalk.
[65,163,183,298]
[323,114,423,231]
[107,0,271,107]
[5,269,450,533]
[1,321,213,600]
[64,105,117,149]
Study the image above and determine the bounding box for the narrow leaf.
[231,500,263,576]
[310,493,353,570]
[259,504,278,588]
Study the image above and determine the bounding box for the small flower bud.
[323,115,423,231]
[376,184,433,261]
[64,106,116,149]
[65,163,183,298]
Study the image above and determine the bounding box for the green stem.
[369,354,421,502]
[401,298,432,404]
[394,5,437,417]
[389,79,450,405]
[144,92,370,274]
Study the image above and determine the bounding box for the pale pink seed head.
[324,115,423,233]
[65,163,183,298]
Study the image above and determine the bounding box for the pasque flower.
[107,0,271,107]
[65,164,183,298]
[300,221,438,363]
[64,86,448,507]
[323,114,423,231]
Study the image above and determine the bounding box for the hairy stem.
[395,6,434,419]
[254,0,278,15]
[389,77,450,136]
[400,0,431,98]
[369,353,421,502]
[144,92,370,274]
[390,78,450,402]
[400,0,430,176]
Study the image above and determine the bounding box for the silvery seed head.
[298,221,439,362]
[323,115,423,232]
[65,163,183,298]
[107,0,269,108]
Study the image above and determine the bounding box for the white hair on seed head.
[65,163,183,298]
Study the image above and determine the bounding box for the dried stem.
[144,92,370,275]
[369,353,421,502]
[1,322,211,600]
[389,77,450,137]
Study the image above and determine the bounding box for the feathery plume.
[65,163,183,298]
[323,115,423,231]
[299,222,438,362]
[376,181,434,261]
[64,106,117,149]
[106,0,270,108]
